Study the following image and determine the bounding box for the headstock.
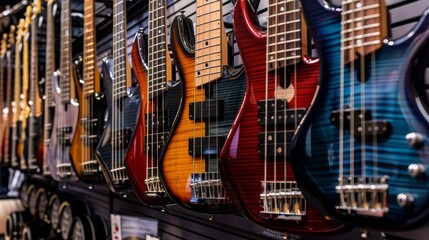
[32,0,42,19]
[24,5,33,30]
[1,33,7,58]
[16,19,26,45]
[8,25,16,46]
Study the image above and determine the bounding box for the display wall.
[1,0,429,239]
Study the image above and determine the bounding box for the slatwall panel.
[6,0,429,239]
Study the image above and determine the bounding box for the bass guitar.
[0,33,8,164]
[9,19,25,169]
[70,0,106,182]
[291,0,429,230]
[219,0,347,233]
[125,0,182,206]
[23,0,44,173]
[48,0,79,181]
[42,0,56,177]
[160,5,246,212]
[95,0,141,193]
[1,26,15,166]
[19,6,33,172]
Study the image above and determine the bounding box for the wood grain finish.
[161,16,206,209]
[70,0,106,182]
[219,0,347,233]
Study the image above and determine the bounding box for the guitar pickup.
[146,111,168,131]
[57,126,72,133]
[353,120,391,140]
[189,100,224,121]
[330,108,371,128]
[145,132,169,156]
[112,128,132,149]
[257,99,306,126]
[188,136,225,156]
[258,131,294,158]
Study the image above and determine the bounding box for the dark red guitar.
[219,0,346,233]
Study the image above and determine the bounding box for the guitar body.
[291,0,429,229]
[23,114,44,172]
[160,15,244,213]
[9,120,23,169]
[125,31,180,206]
[47,73,79,181]
[70,64,106,182]
[219,0,346,233]
[95,58,141,193]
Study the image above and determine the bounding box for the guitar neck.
[30,16,42,117]
[45,1,55,105]
[148,0,169,96]
[341,0,388,63]
[112,0,128,100]
[194,0,227,87]
[13,34,22,121]
[83,0,97,102]
[60,0,72,103]
[266,0,302,71]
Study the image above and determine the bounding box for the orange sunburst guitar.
[160,2,246,212]
[70,0,106,182]
[125,0,181,206]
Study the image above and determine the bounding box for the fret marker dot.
[158,30,161,34]
[205,63,209,67]
[197,71,200,76]
[205,41,208,46]
[356,2,362,8]
[280,37,285,41]
[280,7,285,12]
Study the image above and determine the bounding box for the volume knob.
[405,132,424,147]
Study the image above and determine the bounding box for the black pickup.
[188,136,226,156]
[330,108,390,140]
[258,130,295,158]
[189,100,224,121]
[112,128,132,149]
[257,99,306,126]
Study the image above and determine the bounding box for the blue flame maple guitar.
[291,0,429,230]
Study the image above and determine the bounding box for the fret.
[341,0,388,63]
[147,0,168,96]
[266,0,302,71]
[194,0,225,86]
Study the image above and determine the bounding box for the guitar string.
[339,0,346,208]
[263,0,270,213]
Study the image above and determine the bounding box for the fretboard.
[112,0,127,99]
[194,0,227,87]
[60,0,72,103]
[45,1,55,105]
[6,49,12,115]
[13,33,22,121]
[83,0,96,100]
[30,15,41,116]
[148,0,168,96]
[341,0,388,63]
[0,54,4,114]
[266,0,302,71]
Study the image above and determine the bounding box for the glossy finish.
[95,58,140,193]
[125,30,180,206]
[219,0,346,233]
[291,0,429,230]
[160,14,244,213]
